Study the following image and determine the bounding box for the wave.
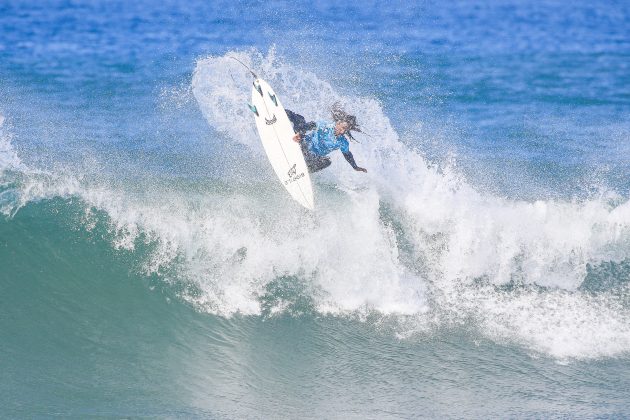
[2,50,630,359]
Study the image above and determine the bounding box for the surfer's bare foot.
[292,133,302,143]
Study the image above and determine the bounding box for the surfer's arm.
[292,121,316,142]
[342,151,367,173]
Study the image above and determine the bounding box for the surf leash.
[228,56,258,79]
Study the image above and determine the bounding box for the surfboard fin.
[248,103,259,116]
[268,93,278,106]
[253,82,263,97]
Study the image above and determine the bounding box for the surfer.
[287,104,368,174]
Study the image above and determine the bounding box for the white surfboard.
[250,78,314,210]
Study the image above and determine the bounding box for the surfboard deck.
[250,78,314,210]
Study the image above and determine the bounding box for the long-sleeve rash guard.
[304,121,350,156]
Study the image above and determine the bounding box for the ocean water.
[1,0,630,417]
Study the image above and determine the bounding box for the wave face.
[2,0,630,417]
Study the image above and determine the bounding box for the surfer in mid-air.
[286,104,368,174]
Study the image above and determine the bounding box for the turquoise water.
[1,1,630,417]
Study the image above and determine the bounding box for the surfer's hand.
[356,167,367,173]
[292,133,302,143]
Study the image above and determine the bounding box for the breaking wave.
[2,50,630,360]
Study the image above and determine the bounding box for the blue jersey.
[304,121,350,157]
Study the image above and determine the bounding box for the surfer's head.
[331,102,362,140]
[334,120,351,136]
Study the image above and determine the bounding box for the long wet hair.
[331,102,361,142]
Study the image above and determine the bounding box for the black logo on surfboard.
[265,114,277,125]
[285,163,305,185]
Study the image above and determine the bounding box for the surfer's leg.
[298,138,330,173]
[286,110,315,135]
[307,156,331,173]
[286,109,304,131]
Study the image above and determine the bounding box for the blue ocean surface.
[1,0,630,417]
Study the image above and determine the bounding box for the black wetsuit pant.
[286,109,331,173]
